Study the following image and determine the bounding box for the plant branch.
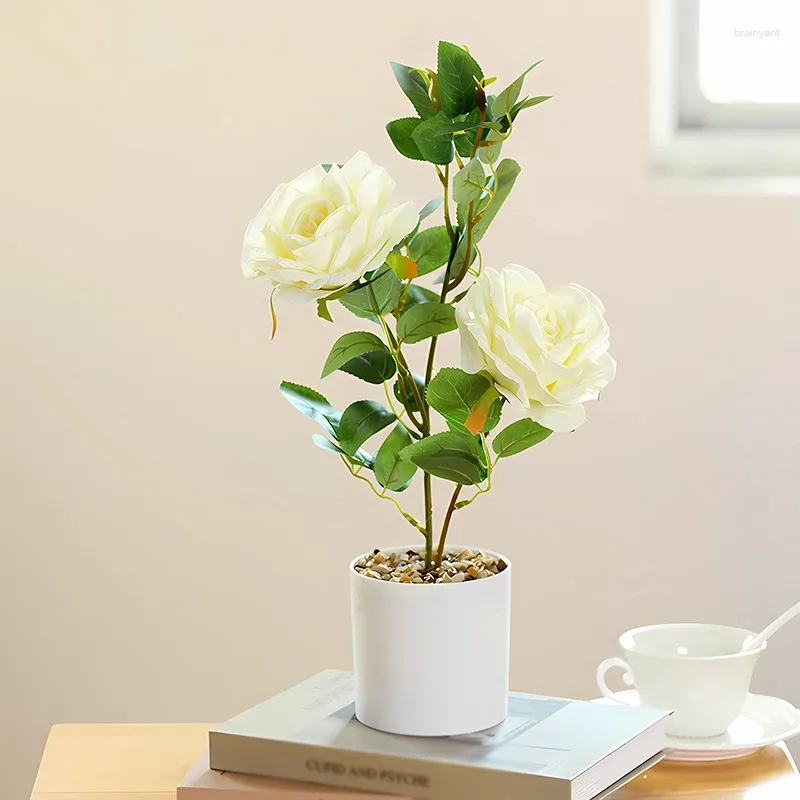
[382,380,403,418]
[424,473,433,564]
[435,483,463,567]
[395,346,429,428]
[383,382,421,440]
[438,164,456,245]
[379,314,426,433]
[454,460,495,511]
[395,379,425,433]
[341,456,426,535]
[446,204,474,292]
[470,106,488,160]
[418,161,468,567]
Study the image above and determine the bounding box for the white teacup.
[596,623,766,738]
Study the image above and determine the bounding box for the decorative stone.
[355,548,503,584]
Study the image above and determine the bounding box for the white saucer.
[593,691,800,761]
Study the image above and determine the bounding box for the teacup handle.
[596,657,635,702]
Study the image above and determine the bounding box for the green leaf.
[386,253,418,280]
[418,196,444,224]
[404,284,440,309]
[472,158,521,243]
[320,284,353,302]
[452,107,479,159]
[321,332,390,378]
[492,418,553,458]
[394,373,425,413]
[492,61,542,120]
[449,235,478,285]
[400,430,486,485]
[484,397,504,433]
[456,198,469,232]
[340,350,397,385]
[451,287,470,304]
[316,298,334,323]
[437,41,483,117]
[339,268,403,319]
[464,386,500,435]
[511,95,552,116]
[279,381,340,438]
[395,197,444,251]
[397,301,457,344]
[386,118,425,161]
[426,367,493,434]
[312,433,374,470]
[451,161,519,283]
[375,425,417,491]
[390,62,437,120]
[431,119,502,136]
[407,226,451,276]
[338,400,396,456]
[452,159,486,205]
[412,111,455,165]
[477,129,504,164]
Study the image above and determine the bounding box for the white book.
[208,670,668,800]
[178,751,392,799]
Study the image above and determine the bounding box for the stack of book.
[178,670,669,800]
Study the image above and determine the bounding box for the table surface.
[30,723,800,800]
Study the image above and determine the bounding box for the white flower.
[242,151,417,299]
[455,265,616,433]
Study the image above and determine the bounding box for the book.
[178,751,396,799]
[208,670,669,800]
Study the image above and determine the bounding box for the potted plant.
[241,42,615,736]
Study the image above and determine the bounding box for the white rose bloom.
[242,151,417,299]
[456,265,616,433]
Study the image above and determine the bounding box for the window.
[652,0,800,184]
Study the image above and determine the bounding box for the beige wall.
[3,1,800,796]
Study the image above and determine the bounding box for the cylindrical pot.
[350,545,511,736]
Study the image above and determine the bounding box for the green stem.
[455,467,494,511]
[419,109,498,566]
[424,473,433,565]
[383,382,421,440]
[470,106,488,160]
[382,381,403,418]
[395,346,428,428]
[379,314,426,434]
[438,164,456,245]
[435,483,463,568]
[341,456,426,535]
[446,204,474,292]
[419,164,467,568]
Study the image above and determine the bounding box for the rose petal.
[456,264,614,431]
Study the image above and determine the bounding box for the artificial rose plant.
[243,42,615,570]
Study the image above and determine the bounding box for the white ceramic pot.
[350,545,511,736]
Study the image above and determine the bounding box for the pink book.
[178,752,407,800]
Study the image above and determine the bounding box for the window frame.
[651,0,800,183]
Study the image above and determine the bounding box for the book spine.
[177,788,242,800]
[208,732,569,800]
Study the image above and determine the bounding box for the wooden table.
[30,724,800,800]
